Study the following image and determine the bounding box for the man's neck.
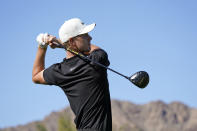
[66,51,76,59]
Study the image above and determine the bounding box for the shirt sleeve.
[43,63,62,86]
[88,49,110,67]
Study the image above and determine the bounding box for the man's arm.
[90,44,100,53]
[32,34,58,84]
[32,47,47,84]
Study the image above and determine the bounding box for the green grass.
[36,123,47,131]
[58,115,76,131]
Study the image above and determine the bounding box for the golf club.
[52,42,149,89]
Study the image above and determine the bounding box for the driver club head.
[129,71,149,89]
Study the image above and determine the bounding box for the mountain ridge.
[1,99,197,131]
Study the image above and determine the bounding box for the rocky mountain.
[1,99,197,131]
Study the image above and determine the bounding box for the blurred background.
[0,0,196,129]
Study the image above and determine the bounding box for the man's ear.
[68,38,73,45]
[68,38,77,49]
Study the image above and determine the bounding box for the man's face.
[71,33,92,53]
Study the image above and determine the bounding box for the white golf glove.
[36,33,49,48]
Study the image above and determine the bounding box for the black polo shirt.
[43,49,112,131]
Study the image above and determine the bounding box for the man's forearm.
[32,47,47,78]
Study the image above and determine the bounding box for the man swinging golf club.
[32,18,112,131]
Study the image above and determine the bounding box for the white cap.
[59,18,96,43]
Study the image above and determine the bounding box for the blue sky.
[0,0,197,129]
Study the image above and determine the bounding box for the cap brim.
[79,23,96,35]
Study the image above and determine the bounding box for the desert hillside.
[1,99,197,131]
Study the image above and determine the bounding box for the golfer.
[32,18,112,131]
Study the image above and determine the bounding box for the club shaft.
[106,67,130,80]
[80,54,130,80]
[53,43,130,80]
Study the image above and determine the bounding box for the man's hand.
[36,33,61,49]
[44,34,57,49]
